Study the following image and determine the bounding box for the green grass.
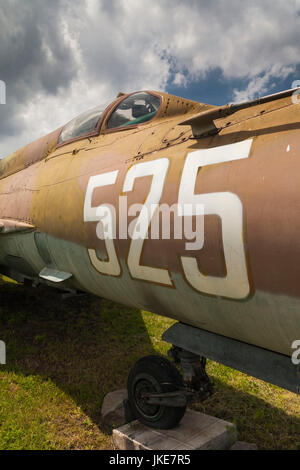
[0,278,299,449]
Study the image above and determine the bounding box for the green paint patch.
[0,279,299,449]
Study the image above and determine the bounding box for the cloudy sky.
[0,0,300,158]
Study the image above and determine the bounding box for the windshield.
[58,102,109,144]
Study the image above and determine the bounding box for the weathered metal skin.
[0,90,300,358]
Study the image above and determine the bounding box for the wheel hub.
[132,373,163,421]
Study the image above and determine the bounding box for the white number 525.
[84,139,253,300]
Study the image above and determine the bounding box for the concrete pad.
[113,409,237,450]
[230,441,258,450]
[101,389,128,427]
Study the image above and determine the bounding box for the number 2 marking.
[123,158,172,286]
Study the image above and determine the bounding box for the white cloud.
[232,65,296,102]
[173,73,188,87]
[1,0,300,157]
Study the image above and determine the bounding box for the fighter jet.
[0,88,299,429]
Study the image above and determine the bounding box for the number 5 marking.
[84,170,121,276]
[179,139,253,299]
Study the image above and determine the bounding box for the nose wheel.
[127,355,186,429]
[127,349,213,429]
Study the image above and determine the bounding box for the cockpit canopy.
[106,92,160,128]
[57,91,161,146]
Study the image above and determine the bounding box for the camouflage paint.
[0,90,299,357]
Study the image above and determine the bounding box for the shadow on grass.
[0,281,157,432]
[0,280,299,449]
[193,375,300,450]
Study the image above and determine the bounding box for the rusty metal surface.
[0,90,299,358]
[0,126,62,180]
[0,219,35,233]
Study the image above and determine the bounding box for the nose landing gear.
[127,355,186,429]
[126,348,213,429]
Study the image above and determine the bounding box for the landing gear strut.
[168,346,213,402]
[126,347,213,429]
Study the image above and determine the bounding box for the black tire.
[127,355,186,429]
